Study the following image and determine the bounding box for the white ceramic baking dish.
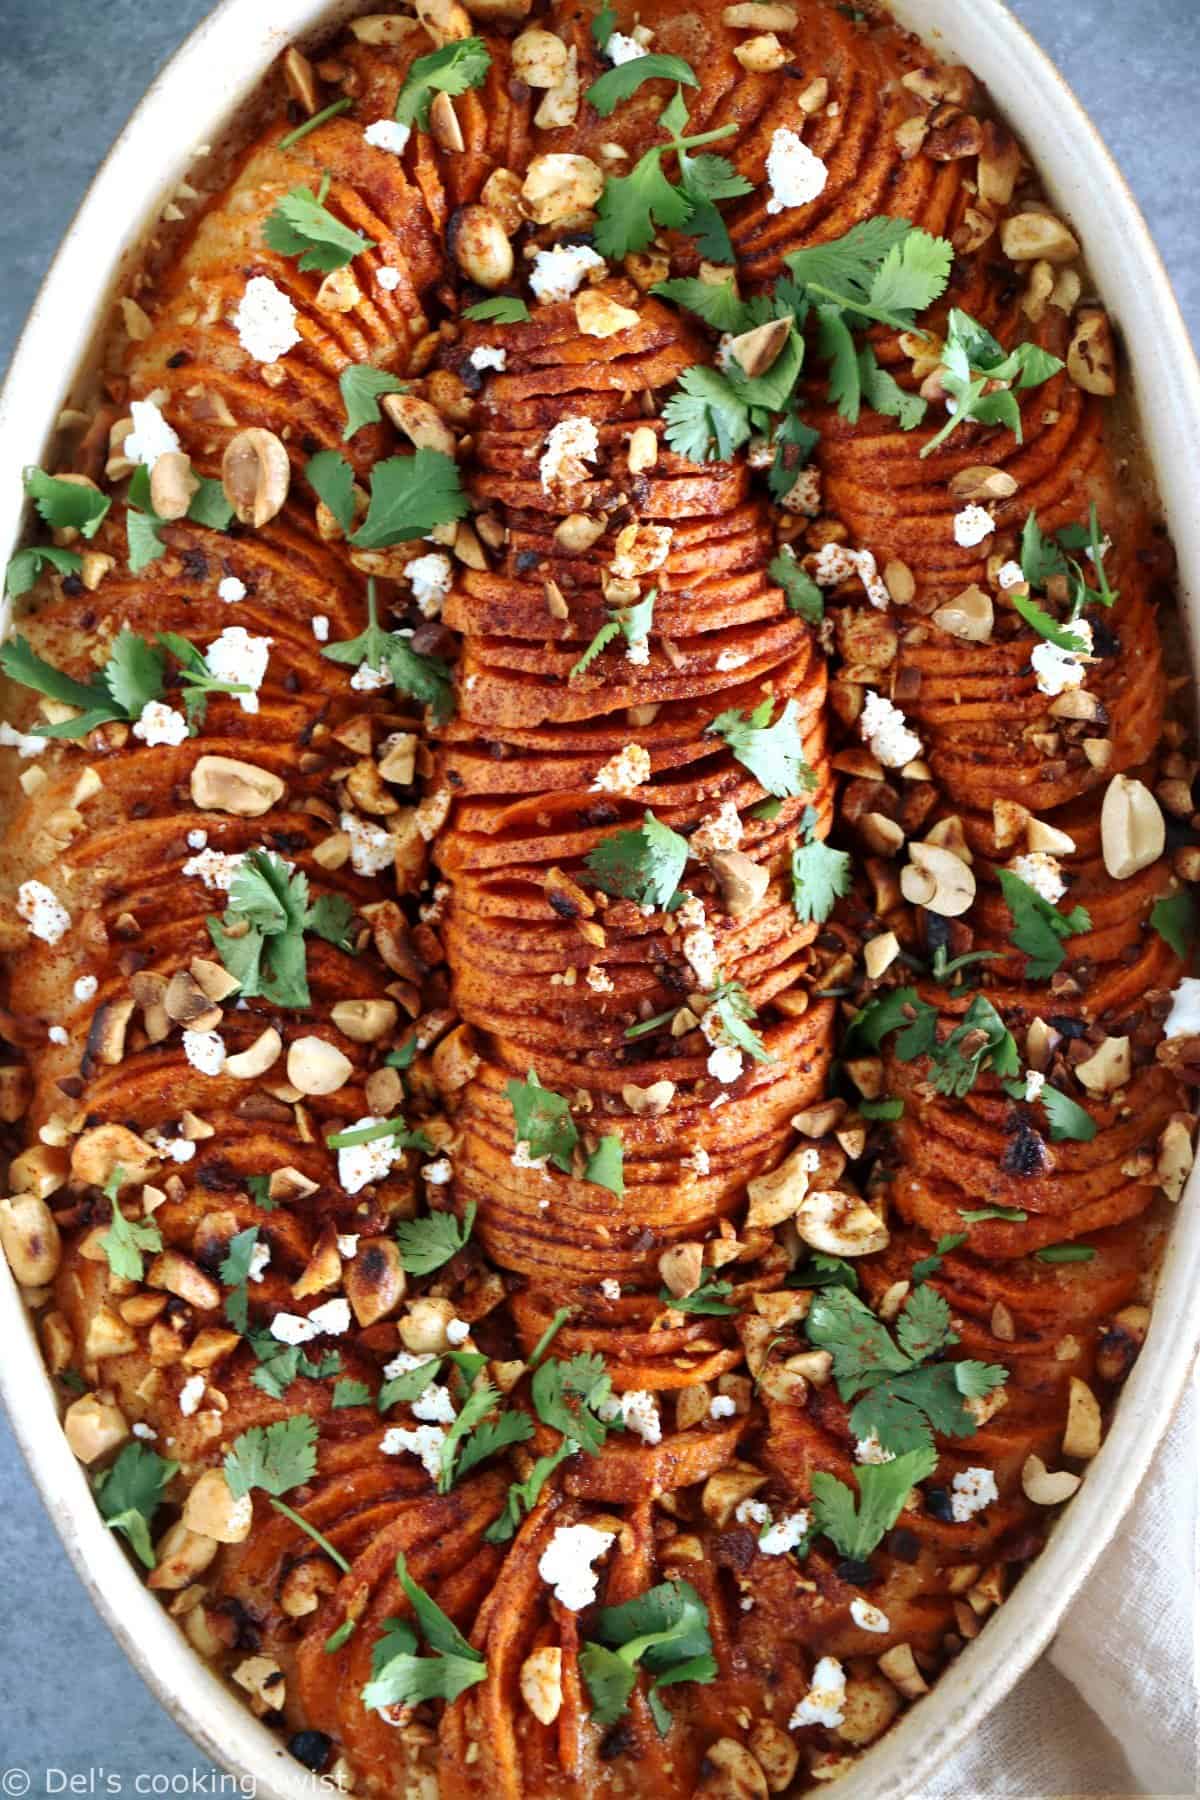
[1,2,1197,1794]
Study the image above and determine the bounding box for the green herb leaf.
[810,1445,938,1559]
[1034,1243,1095,1263]
[858,347,927,430]
[306,449,358,534]
[264,183,375,272]
[591,2,616,47]
[910,1232,967,1284]
[531,1352,615,1458]
[707,979,771,1064]
[506,1069,579,1173]
[585,811,689,910]
[225,1416,319,1499]
[323,578,455,722]
[361,1552,487,1709]
[4,544,83,598]
[1039,1085,1097,1143]
[278,96,354,149]
[707,696,814,799]
[462,295,531,324]
[770,547,823,623]
[928,995,1020,1099]
[484,1436,578,1544]
[339,366,407,440]
[783,216,913,299]
[332,1379,374,1409]
[791,805,851,925]
[582,1579,715,1727]
[92,1442,179,1569]
[450,1405,535,1486]
[959,1203,1027,1223]
[652,275,751,335]
[921,309,1062,458]
[662,364,751,463]
[207,849,355,1008]
[24,466,111,539]
[998,868,1091,981]
[587,53,698,116]
[352,450,469,549]
[1151,890,1198,961]
[394,38,492,128]
[584,1135,626,1196]
[99,1180,163,1283]
[219,1225,260,1290]
[659,1274,735,1315]
[395,1203,476,1276]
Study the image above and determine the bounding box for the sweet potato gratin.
[0,0,1194,1793]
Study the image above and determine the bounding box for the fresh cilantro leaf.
[921,308,1062,457]
[708,979,770,1064]
[126,464,234,539]
[770,547,823,623]
[450,1407,534,1485]
[1151,890,1197,961]
[1020,509,1069,589]
[998,868,1091,981]
[532,1351,615,1457]
[783,216,913,296]
[185,478,237,531]
[768,410,821,503]
[0,635,126,735]
[570,587,657,681]
[804,227,951,331]
[323,578,455,722]
[439,1380,516,1489]
[247,1337,340,1400]
[585,811,689,910]
[811,1445,938,1559]
[817,306,862,421]
[583,1579,715,1727]
[462,295,531,324]
[1039,1085,1097,1143]
[806,1286,914,1391]
[484,1437,577,1543]
[929,995,1020,1098]
[591,1,616,47]
[361,1552,487,1710]
[652,276,751,335]
[278,95,354,149]
[707,697,814,798]
[246,1175,273,1208]
[662,364,750,464]
[352,450,469,549]
[788,1253,859,1292]
[860,1096,903,1119]
[586,53,698,117]
[844,986,937,1058]
[339,366,407,440]
[895,1282,955,1361]
[791,805,851,924]
[377,1355,444,1413]
[959,1203,1027,1223]
[659,1274,735,1314]
[506,1069,578,1172]
[4,544,83,598]
[332,1379,373,1409]
[219,1225,260,1290]
[858,347,927,430]
[569,619,621,680]
[579,1644,638,1726]
[264,182,375,272]
[92,1442,179,1569]
[23,466,110,539]
[394,38,492,128]
[584,1135,626,1196]
[225,1416,319,1499]
[207,849,356,1008]
[104,630,167,720]
[370,1616,418,1678]
[1034,1243,1095,1263]
[306,449,357,534]
[594,100,739,260]
[395,1203,476,1275]
[1011,589,1092,653]
[156,631,252,731]
[99,1178,162,1282]
[910,1232,967,1284]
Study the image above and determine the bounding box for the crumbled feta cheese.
[512,1140,549,1172]
[859,689,922,769]
[951,1465,999,1522]
[125,399,181,469]
[0,722,46,757]
[178,1374,207,1417]
[1030,619,1093,697]
[48,1025,68,1045]
[537,1522,616,1611]
[377,267,401,293]
[709,1395,737,1421]
[186,829,208,849]
[17,880,70,944]
[586,964,614,993]
[311,615,330,642]
[73,975,98,1003]
[469,345,507,372]
[684,1146,711,1177]
[531,243,606,305]
[183,1029,226,1077]
[132,700,189,747]
[609,523,672,580]
[855,1433,896,1465]
[380,1423,447,1480]
[424,1156,453,1185]
[350,662,391,693]
[182,848,245,891]
[364,118,411,156]
[758,1509,810,1556]
[606,31,647,63]
[592,742,651,792]
[684,925,719,990]
[233,275,301,364]
[218,576,246,604]
[997,559,1025,590]
[337,1115,407,1194]
[715,648,750,672]
[1008,851,1066,904]
[789,1656,847,1729]
[707,1043,744,1084]
[850,1597,891,1633]
[782,465,822,517]
[407,551,454,618]
[270,1312,317,1345]
[412,1381,457,1425]
[812,541,890,611]
[446,1317,471,1347]
[154,1136,196,1165]
[540,414,601,491]
[132,1422,157,1441]
[1164,977,1200,1040]
[691,801,743,861]
[341,811,395,878]
[600,1389,661,1444]
[765,128,828,214]
[247,1241,271,1283]
[205,627,272,714]
[308,1298,352,1337]
[735,1498,772,1528]
[337,1234,359,1259]
[625,636,650,667]
[1024,1070,1046,1102]
[953,504,996,548]
[600,1278,621,1300]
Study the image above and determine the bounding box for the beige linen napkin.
[917,1365,1198,1798]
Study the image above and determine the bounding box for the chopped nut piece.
[710,850,769,919]
[1067,308,1117,396]
[1100,773,1164,880]
[1074,1035,1130,1096]
[520,1646,563,1725]
[183,1468,254,1543]
[64,1393,129,1463]
[287,1035,354,1096]
[622,1079,675,1117]
[0,1194,61,1286]
[701,1740,769,1799]
[221,428,291,528]
[659,1242,704,1299]
[1061,1377,1102,1460]
[1021,1453,1082,1506]
[795,1190,888,1257]
[901,841,976,916]
[190,755,285,817]
[729,315,792,379]
[331,999,398,1043]
[448,205,514,290]
[225,1027,283,1080]
[877,1642,929,1699]
[345,1236,407,1326]
[1000,211,1081,263]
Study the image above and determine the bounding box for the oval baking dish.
[0,1,1197,1797]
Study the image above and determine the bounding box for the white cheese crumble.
[178,1374,207,1417]
[17,880,71,944]
[182,847,245,891]
[684,926,719,991]
[812,541,890,611]
[691,801,742,861]
[707,1043,744,1084]
[124,399,181,469]
[789,1656,847,1729]
[424,1156,453,1185]
[855,1433,896,1465]
[953,504,996,548]
[859,689,922,769]
[364,118,412,156]
[407,551,454,618]
[606,31,647,62]
[997,559,1025,590]
[341,810,395,878]
[537,1522,616,1611]
[1163,977,1200,1040]
[337,1234,360,1259]
[312,615,330,642]
[233,275,301,364]
[247,1241,271,1283]
[132,700,189,747]
[446,1317,471,1346]
[684,1146,711,1177]
[592,743,651,792]
[218,576,246,604]
[615,1389,662,1444]
[758,1509,810,1556]
[586,963,614,993]
[540,414,601,491]
[708,1394,737,1422]
[765,128,828,214]
[1007,851,1065,904]
[186,829,207,849]
[183,1029,226,1077]
[48,1025,68,1045]
[469,345,508,372]
[412,1382,457,1425]
[377,267,402,293]
[600,1277,621,1300]
[530,243,606,305]
[309,1298,352,1337]
[380,1423,446,1479]
[73,975,98,1002]
[131,1422,157,1441]
[735,1498,771,1528]
[1030,620,1093,696]
[1024,1069,1046,1102]
[850,1597,891,1633]
[0,722,46,757]
[350,662,391,693]
[337,1114,407,1194]
[205,627,272,714]
[951,1465,999,1522]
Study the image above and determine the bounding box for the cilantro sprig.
[322,577,456,722]
[439,1381,533,1493]
[93,1442,179,1569]
[706,980,770,1065]
[339,365,407,440]
[504,1071,625,1192]
[306,447,469,551]
[394,38,491,128]
[594,89,751,262]
[484,1437,577,1544]
[922,309,1063,458]
[531,1351,616,1458]
[585,811,689,910]
[395,1203,476,1275]
[810,1445,938,1561]
[570,587,657,681]
[362,1553,487,1708]
[207,850,356,1008]
[707,697,814,799]
[585,53,698,117]
[99,1170,162,1282]
[0,629,163,739]
[225,1416,351,1571]
[580,1580,716,1734]
[998,869,1091,981]
[791,805,851,925]
[23,466,111,539]
[264,178,375,271]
